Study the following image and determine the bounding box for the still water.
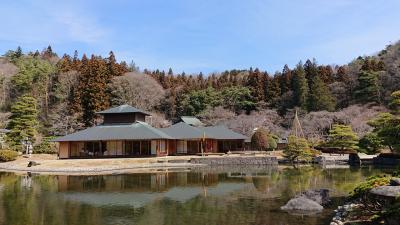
[0,166,393,225]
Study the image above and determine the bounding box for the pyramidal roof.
[96,105,150,115]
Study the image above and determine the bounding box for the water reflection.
[0,166,392,225]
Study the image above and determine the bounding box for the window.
[106,141,123,156]
[159,140,166,153]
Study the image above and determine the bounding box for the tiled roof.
[179,116,204,126]
[161,122,248,140]
[52,122,172,142]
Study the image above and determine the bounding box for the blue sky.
[0,0,399,74]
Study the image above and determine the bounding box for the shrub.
[267,136,277,150]
[33,137,57,154]
[251,128,269,150]
[350,175,391,199]
[283,135,313,163]
[358,133,383,154]
[0,150,18,162]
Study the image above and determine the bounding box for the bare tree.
[109,72,165,111]
[0,58,18,109]
[200,107,287,137]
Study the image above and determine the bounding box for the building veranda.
[53,105,248,159]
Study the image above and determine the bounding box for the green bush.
[358,133,383,154]
[0,150,18,162]
[33,137,57,154]
[350,175,391,199]
[267,136,277,150]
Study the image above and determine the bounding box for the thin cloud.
[0,1,109,46]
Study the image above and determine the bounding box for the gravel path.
[0,154,205,175]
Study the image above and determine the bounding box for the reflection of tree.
[0,174,102,225]
[251,172,281,192]
[0,168,391,225]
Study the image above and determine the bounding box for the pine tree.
[6,95,39,150]
[327,124,359,151]
[389,90,400,114]
[368,90,400,152]
[292,62,309,110]
[15,46,23,59]
[283,135,313,163]
[308,75,336,111]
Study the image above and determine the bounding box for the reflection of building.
[53,105,248,158]
[0,129,10,149]
[57,172,220,193]
[57,172,249,208]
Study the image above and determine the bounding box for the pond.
[0,166,394,225]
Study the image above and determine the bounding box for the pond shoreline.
[0,154,212,175]
[0,153,389,175]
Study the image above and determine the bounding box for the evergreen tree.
[283,135,313,163]
[107,51,127,77]
[78,55,110,126]
[221,86,256,113]
[6,95,39,150]
[336,66,348,82]
[15,46,23,59]
[327,124,359,151]
[304,59,318,87]
[246,68,265,102]
[41,45,57,59]
[389,90,400,114]
[265,74,281,105]
[280,64,292,94]
[308,75,336,111]
[358,133,383,154]
[318,65,334,83]
[368,90,400,152]
[177,87,221,116]
[368,112,400,152]
[292,62,309,110]
[354,70,380,103]
[168,68,173,76]
[5,46,23,62]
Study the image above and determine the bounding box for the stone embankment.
[313,154,349,165]
[190,156,278,165]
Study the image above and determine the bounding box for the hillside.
[0,42,399,146]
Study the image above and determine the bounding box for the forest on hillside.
[0,42,400,151]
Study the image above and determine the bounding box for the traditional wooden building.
[53,105,247,159]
